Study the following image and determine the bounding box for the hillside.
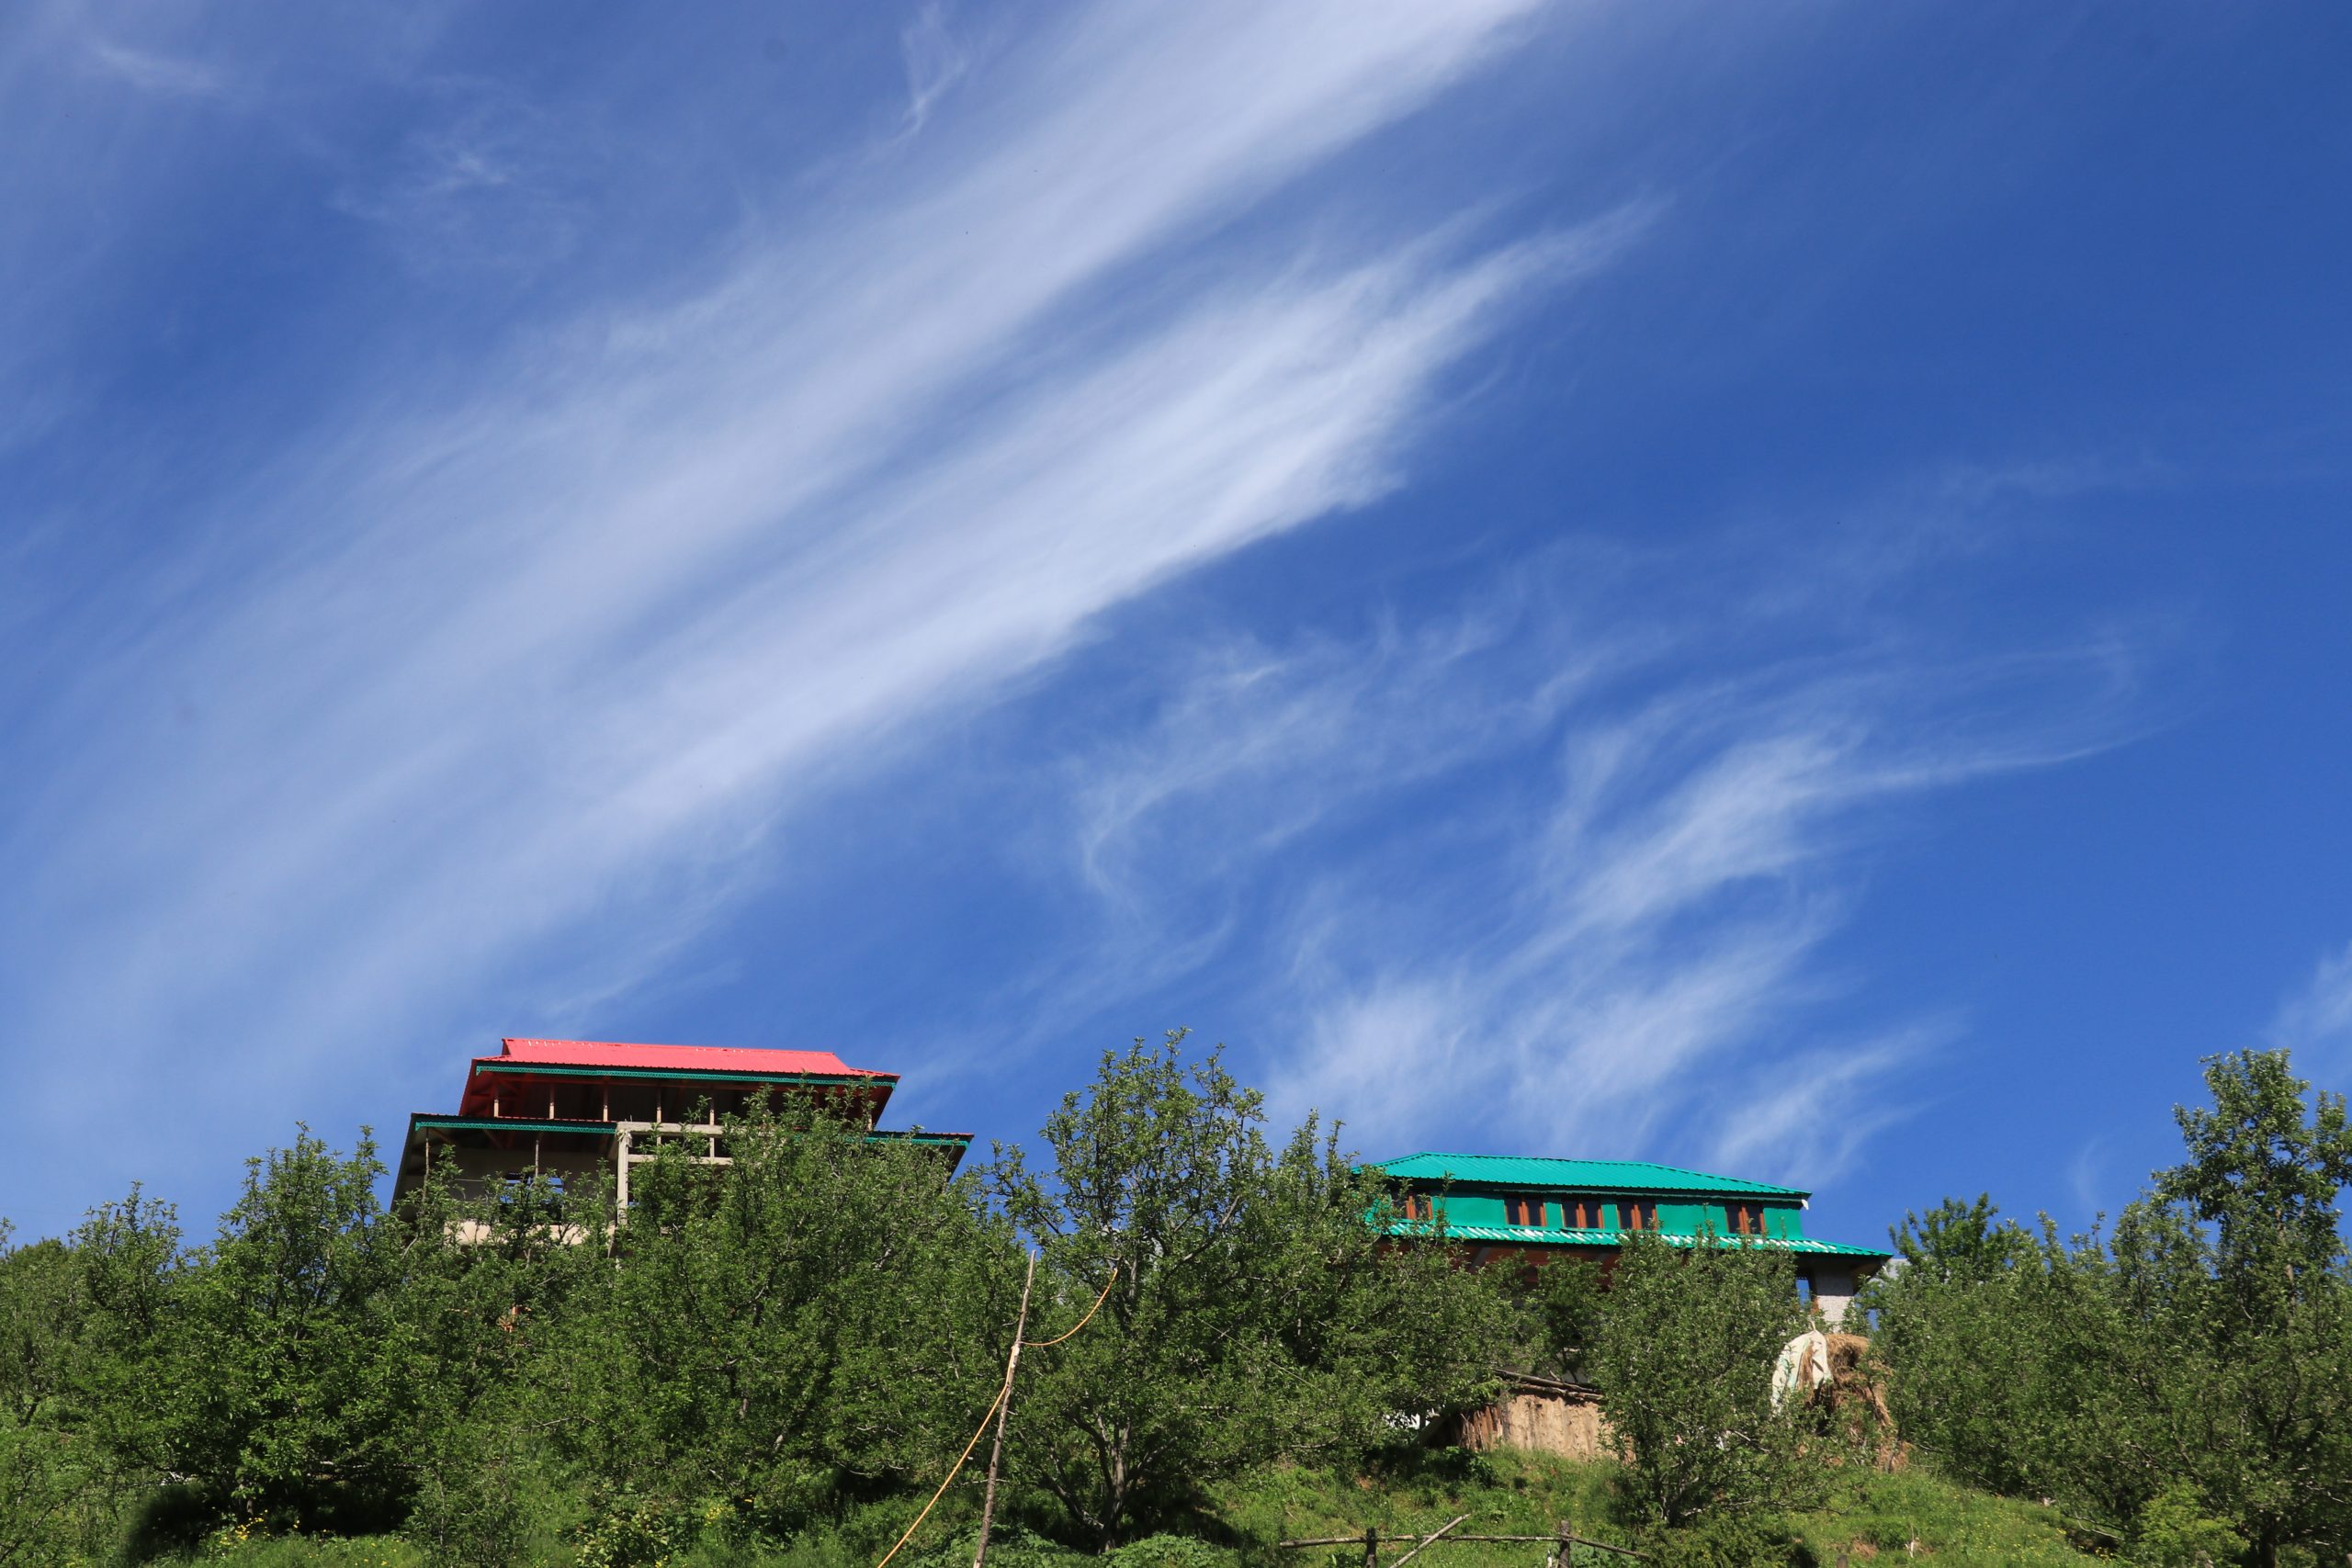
[177,1452,2098,1568]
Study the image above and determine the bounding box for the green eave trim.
[408,1115,971,1148]
[1377,1220,1886,1258]
[415,1116,616,1135]
[470,1062,897,1087]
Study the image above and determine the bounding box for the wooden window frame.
[1503,1193,1547,1228]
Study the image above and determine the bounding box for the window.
[1568,1198,1596,1229]
[1502,1194,1547,1227]
[1729,1201,1765,1236]
[1617,1199,1657,1231]
[1397,1192,1435,1222]
[496,1171,567,1222]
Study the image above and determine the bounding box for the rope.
[1022,1267,1120,1348]
[865,1266,1120,1568]
[871,1386,1006,1568]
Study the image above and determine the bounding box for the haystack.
[1775,1329,1900,1469]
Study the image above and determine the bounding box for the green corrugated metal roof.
[1379,1220,1884,1258]
[1374,1151,1806,1198]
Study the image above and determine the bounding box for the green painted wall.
[1421,1187,1806,1240]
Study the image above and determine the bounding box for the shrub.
[1586,1232,1815,1534]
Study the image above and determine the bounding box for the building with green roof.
[1371,1152,1889,1322]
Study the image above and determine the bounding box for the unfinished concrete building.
[389,1036,971,1217]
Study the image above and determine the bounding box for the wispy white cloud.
[2067,1135,2109,1222]
[332,80,598,275]
[83,38,234,102]
[2269,940,2352,1071]
[0,0,1579,1224]
[1049,533,2159,1184]
[897,4,971,141]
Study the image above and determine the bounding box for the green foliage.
[1885,1193,2033,1284]
[1102,1535,1240,1568]
[988,1032,1506,1545]
[404,1438,534,1568]
[2129,1483,2246,1568]
[164,1128,416,1530]
[550,1105,1018,1539]
[63,1185,184,1517]
[2157,1048,2352,1273]
[390,1168,608,1568]
[1864,1204,2140,1514]
[1519,1258,1606,1381]
[5,1035,2340,1568]
[1584,1231,1813,1533]
[1637,1511,1799,1568]
[0,1225,106,1568]
[573,1490,695,1568]
[1871,1049,2352,1568]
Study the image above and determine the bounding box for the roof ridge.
[1385,1149,1758,1176]
[501,1035,841,1053]
[1370,1150,1808,1197]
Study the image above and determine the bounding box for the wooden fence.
[1277,1515,1646,1564]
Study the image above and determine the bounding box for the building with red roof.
[390,1037,972,1211]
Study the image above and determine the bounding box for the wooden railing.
[1277,1517,1646,1563]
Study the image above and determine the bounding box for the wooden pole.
[971,1252,1036,1568]
[1364,1527,1378,1568]
[1386,1516,1469,1568]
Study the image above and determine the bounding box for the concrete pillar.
[1810,1260,1857,1326]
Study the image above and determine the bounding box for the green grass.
[1207,1450,1633,1568]
[1206,1454,2098,1568]
[168,1452,2100,1568]
[1787,1470,2099,1567]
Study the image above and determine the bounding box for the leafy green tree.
[390,1168,613,1568]
[0,1225,103,1568]
[1513,1252,1607,1381]
[2130,1483,2248,1568]
[1885,1194,2034,1285]
[62,1185,185,1493]
[1866,1201,2120,1510]
[1585,1229,1813,1536]
[2158,1048,2352,1275]
[2140,1050,2352,1567]
[989,1032,1503,1546]
[1873,1052,2352,1566]
[548,1105,1019,1542]
[160,1127,417,1530]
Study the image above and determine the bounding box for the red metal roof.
[492,1037,888,1078]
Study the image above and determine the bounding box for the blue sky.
[6,1,2350,1249]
